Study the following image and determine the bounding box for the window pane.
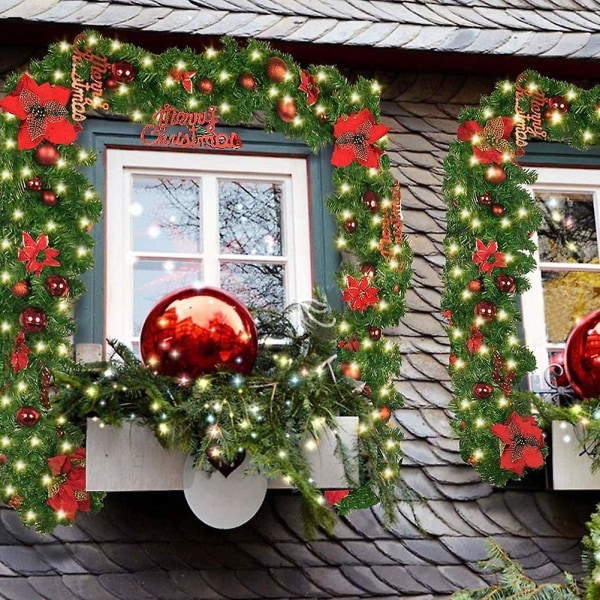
[220,262,284,310]
[542,270,600,343]
[133,260,202,335]
[535,191,597,263]
[219,179,283,256]
[132,176,201,254]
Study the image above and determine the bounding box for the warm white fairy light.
[371,81,381,93]
[143,55,153,67]
[205,47,218,58]
[13,209,23,220]
[158,423,170,434]
[219,71,231,82]
[53,70,64,81]
[220,102,230,113]
[305,439,317,451]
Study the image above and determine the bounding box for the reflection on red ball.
[565,309,600,398]
[140,287,258,379]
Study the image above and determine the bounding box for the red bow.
[170,68,197,94]
[47,447,90,520]
[10,332,29,373]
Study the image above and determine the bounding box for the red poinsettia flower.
[457,116,517,164]
[47,447,91,520]
[342,275,380,313]
[472,238,506,276]
[338,338,360,352]
[169,68,197,93]
[490,411,545,476]
[10,331,29,374]
[441,310,453,326]
[324,489,349,506]
[467,327,484,355]
[17,232,60,276]
[331,108,389,169]
[299,71,319,106]
[0,73,77,150]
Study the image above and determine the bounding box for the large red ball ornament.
[485,165,506,185]
[25,176,43,192]
[362,190,379,213]
[473,382,493,399]
[46,275,69,297]
[111,61,136,83]
[474,301,497,320]
[19,307,47,333]
[277,98,297,123]
[360,262,376,278]
[41,189,59,207]
[140,287,258,378]
[266,57,288,82]
[495,274,516,294]
[16,406,40,427]
[477,193,493,206]
[565,309,600,398]
[34,143,60,166]
[548,96,569,113]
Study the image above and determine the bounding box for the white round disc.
[182,453,268,529]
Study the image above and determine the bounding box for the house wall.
[0,58,597,600]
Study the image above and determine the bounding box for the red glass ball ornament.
[341,362,361,380]
[549,352,570,388]
[548,96,568,113]
[0,453,6,465]
[277,98,297,123]
[19,307,47,333]
[362,190,379,213]
[491,203,505,217]
[41,189,58,207]
[474,301,497,320]
[198,77,214,94]
[16,406,40,427]
[25,176,43,192]
[11,280,30,298]
[46,275,69,297]
[266,57,288,82]
[496,274,516,294]
[140,287,258,378]
[360,262,376,278]
[485,165,506,185]
[34,143,60,167]
[473,382,493,399]
[104,77,119,91]
[449,354,458,366]
[110,61,136,83]
[344,217,358,234]
[238,73,256,91]
[477,193,493,206]
[317,112,329,124]
[467,279,483,293]
[369,326,382,341]
[565,309,600,398]
[379,406,392,422]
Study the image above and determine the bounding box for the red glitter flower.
[10,331,29,374]
[17,232,60,276]
[472,238,506,276]
[457,116,517,164]
[490,411,545,476]
[331,108,389,169]
[342,275,380,313]
[169,68,197,93]
[299,71,319,105]
[47,447,91,520]
[324,489,349,506]
[467,327,484,355]
[0,73,77,150]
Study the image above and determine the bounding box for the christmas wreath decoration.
[0,31,411,533]
[443,71,600,485]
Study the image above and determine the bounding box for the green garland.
[0,31,411,532]
[442,71,600,485]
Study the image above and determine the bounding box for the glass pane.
[542,270,600,343]
[535,191,597,263]
[132,175,201,254]
[219,179,283,256]
[133,260,202,335]
[220,262,284,310]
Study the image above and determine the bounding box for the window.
[521,167,600,393]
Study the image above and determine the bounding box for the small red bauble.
[565,309,600,398]
[362,190,379,213]
[0,453,6,465]
[449,354,458,366]
[477,193,493,206]
[474,301,497,320]
[11,280,30,298]
[344,217,358,234]
[491,203,505,217]
[467,279,483,293]
[41,189,59,207]
[19,307,48,333]
[379,406,392,422]
[266,56,288,82]
[548,96,568,113]
[369,326,382,341]
[317,113,329,124]
[198,77,214,94]
[25,176,43,192]
[34,143,60,167]
[104,78,119,91]
[110,61,136,83]
[360,262,376,278]
[140,287,258,378]
[473,382,493,399]
[277,98,297,123]
[341,362,361,380]
[238,73,256,91]
[46,275,69,297]
[16,406,40,427]
[495,274,516,294]
[485,165,506,185]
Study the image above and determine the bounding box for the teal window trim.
[76,117,338,345]
[519,141,600,167]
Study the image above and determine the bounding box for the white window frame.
[104,148,313,353]
[522,167,600,391]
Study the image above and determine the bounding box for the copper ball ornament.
[19,307,47,333]
[266,56,288,82]
[477,193,493,206]
[491,203,505,217]
[368,326,382,341]
[379,406,392,422]
[495,274,516,294]
[11,280,30,298]
[41,189,59,207]
[34,143,60,167]
[362,190,379,213]
[25,176,43,192]
[46,275,69,297]
[473,382,493,399]
[104,78,119,91]
[360,262,376,278]
[238,73,256,91]
[344,217,358,234]
[474,300,497,320]
[565,309,600,398]
[198,77,214,94]
[485,165,506,185]
[467,279,483,293]
[110,61,136,83]
[140,287,258,378]
[548,96,569,113]
[277,98,297,123]
[16,406,40,427]
[341,362,361,380]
